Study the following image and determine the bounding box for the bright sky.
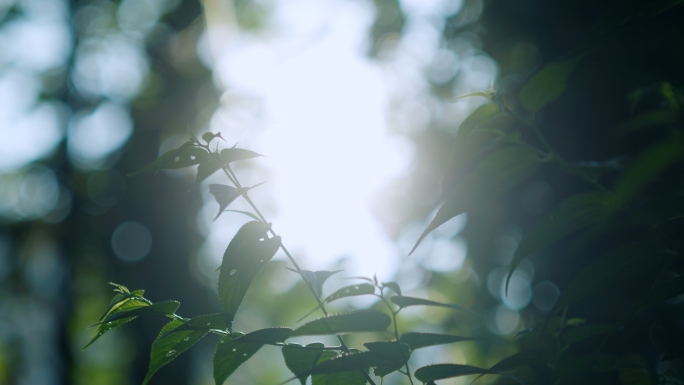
[199,0,413,279]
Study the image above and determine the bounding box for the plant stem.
[216,157,377,385]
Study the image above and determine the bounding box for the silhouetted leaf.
[292,311,391,336]
[311,351,366,385]
[507,191,610,293]
[607,138,684,213]
[400,332,480,350]
[390,296,474,314]
[209,184,240,221]
[518,57,582,113]
[195,159,221,185]
[414,364,498,382]
[489,350,550,372]
[363,341,411,377]
[220,148,263,164]
[129,142,208,176]
[282,342,325,385]
[382,281,402,296]
[411,145,539,255]
[311,349,404,375]
[551,240,666,314]
[142,319,210,385]
[224,210,261,221]
[218,221,281,326]
[287,268,343,298]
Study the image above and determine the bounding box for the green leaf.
[324,284,375,303]
[607,138,684,213]
[101,300,180,323]
[414,364,498,382]
[518,56,582,113]
[160,312,234,339]
[390,296,474,314]
[220,148,264,164]
[129,142,208,176]
[507,191,610,293]
[613,109,679,136]
[551,240,666,314]
[382,282,402,296]
[282,343,325,385]
[457,104,501,140]
[561,324,615,346]
[400,332,480,350]
[297,284,375,323]
[292,311,391,336]
[312,351,367,385]
[489,350,550,372]
[83,297,152,350]
[218,221,281,326]
[311,349,405,375]
[411,145,539,255]
[213,328,292,385]
[363,341,411,377]
[142,319,210,385]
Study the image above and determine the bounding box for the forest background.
[1,0,683,384]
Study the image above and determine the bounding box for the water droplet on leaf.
[183,337,189,341]
[230,269,237,275]
[174,156,180,162]
[166,350,177,357]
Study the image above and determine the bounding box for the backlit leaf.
[292,311,391,336]
[324,284,375,303]
[129,142,208,176]
[218,221,281,326]
[83,297,152,349]
[400,332,480,350]
[101,300,180,323]
[382,282,402,296]
[142,319,209,385]
[518,57,582,113]
[160,312,234,339]
[287,268,344,298]
[195,159,221,185]
[488,350,550,372]
[282,342,325,385]
[209,184,240,221]
[507,191,610,293]
[213,328,292,385]
[411,145,539,255]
